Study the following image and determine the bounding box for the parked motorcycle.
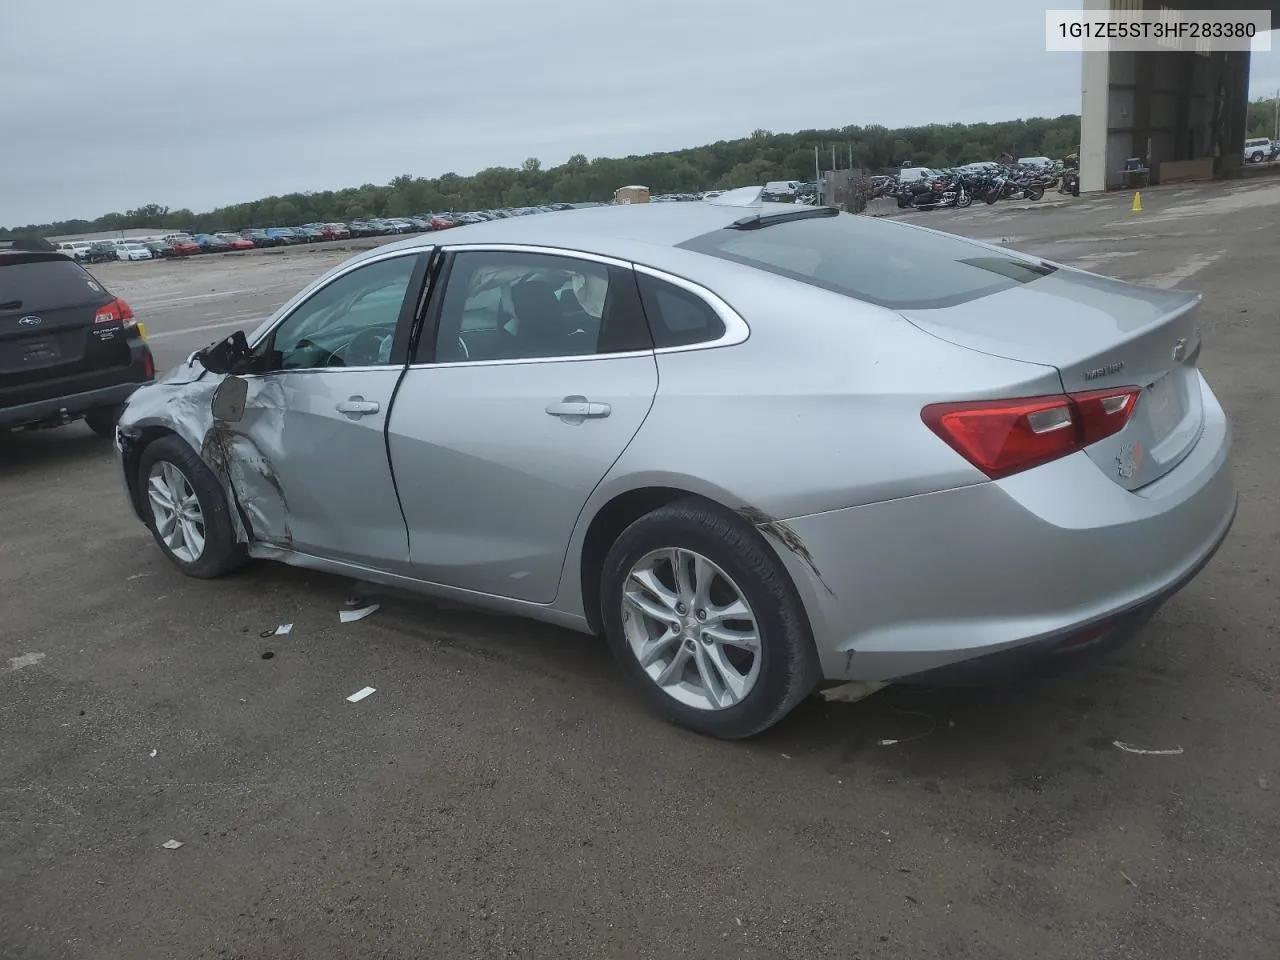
[1058,169,1080,197]
[909,172,974,210]
[983,170,1046,204]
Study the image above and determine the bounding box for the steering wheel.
[344,327,388,366]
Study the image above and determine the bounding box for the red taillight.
[922,386,1142,480]
[94,297,137,330]
[142,349,155,379]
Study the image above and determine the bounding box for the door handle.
[336,395,380,418]
[545,396,611,421]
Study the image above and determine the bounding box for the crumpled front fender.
[117,373,291,547]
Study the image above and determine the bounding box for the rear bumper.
[1,346,154,430]
[774,374,1237,684]
[893,491,1235,686]
[0,380,145,429]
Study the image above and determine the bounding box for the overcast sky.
[2,0,1278,226]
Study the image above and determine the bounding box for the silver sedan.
[115,190,1237,738]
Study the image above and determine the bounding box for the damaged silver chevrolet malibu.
[116,188,1237,739]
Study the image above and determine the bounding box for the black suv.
[1,251,155,437]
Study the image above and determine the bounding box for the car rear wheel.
[600,500,820,739]
[138,435,247,579]
[84,405,123,439]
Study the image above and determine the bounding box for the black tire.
[137,435,247,579]
[1026,184,1045,201]
[956,191,973,208]
[84,405,123,438]
[599,499,821,739]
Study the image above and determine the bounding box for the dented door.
[211,369,408,565]
[206,250,426,567]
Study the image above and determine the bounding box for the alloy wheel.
[146,461,206,563]
[621,548,761,711]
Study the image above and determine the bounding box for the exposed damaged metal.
[200,391,292,549]
[736,506,836,597]
[118,363,294,551]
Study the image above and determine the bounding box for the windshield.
[679,213,1055,310]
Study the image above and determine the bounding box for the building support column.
[1079,0,1113,192]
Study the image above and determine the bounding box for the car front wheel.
[600,499,820,739]
[137,435,247,579]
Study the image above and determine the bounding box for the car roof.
[368,200,807,265]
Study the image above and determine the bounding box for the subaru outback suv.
[1,251,155,437]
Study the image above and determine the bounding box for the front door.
[221,250,428,567]
[387,247,659,603]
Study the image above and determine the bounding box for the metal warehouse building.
[1080,0,1280,191]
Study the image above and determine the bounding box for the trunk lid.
[899,267,1205,490]
[0,255,131,408]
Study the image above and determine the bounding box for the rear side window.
[636,274,725,348]
[0,257,112,312]
[678,214,1055,310]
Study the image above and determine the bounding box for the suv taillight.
[95,297,138,331]
[921,387,1143,480]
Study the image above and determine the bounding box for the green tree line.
[3,115,1081,239]
[1246,96,1280,140]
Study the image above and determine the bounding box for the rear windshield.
[678,214,1055,310]
[0,257,112,312]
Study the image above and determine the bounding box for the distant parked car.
[238,229,277,248]
[85,241,118,263]
[265,227,300,245]
[215,233,255,250]
[167,237,200,257]
[327,223,352,240]
[56,241,92,261]
[346,220,381,238]
[144,240,176,259]
[194,234,231,253]
[1244,137,1271,162]
[116,243,153,261]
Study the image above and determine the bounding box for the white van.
[763,180,799,197]
[896,167,934,185]
[1244,137,1272,163]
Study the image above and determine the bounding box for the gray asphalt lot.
[2,183,1277,960]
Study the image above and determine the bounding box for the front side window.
[265,253,418,370]
[426,249,651,363]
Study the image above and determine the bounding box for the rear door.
[387,246,658,603]
[0,254,128,408]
